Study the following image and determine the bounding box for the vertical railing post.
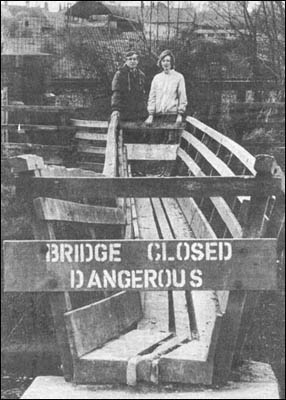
[213,154,283,384]
[103,113,119,177]
[232,154,283,367]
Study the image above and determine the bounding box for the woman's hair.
[157,49,175,69]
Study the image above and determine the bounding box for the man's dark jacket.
[111,64,147,121]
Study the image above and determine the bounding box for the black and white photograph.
[1,1,285,398]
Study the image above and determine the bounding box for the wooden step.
[74,329,172,384]
[65,292,142,359]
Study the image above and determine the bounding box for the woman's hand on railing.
[111,110,120,119]
[175,114,183,126]
[144,115,154,126]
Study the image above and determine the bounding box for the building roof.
[65,1,140,28]
[65,1,112,19]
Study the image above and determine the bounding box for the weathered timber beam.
[71,119,108,128]
[1,105,86,112]
[185,118,256,174]
[121,121,185,131]
[1,124,77,133]
[2,143,70,160]
[34,197,125,225]
[212,154,284,385]
[3,239,277,292]
[103,113,119,177]
[25,175,283,199]
[64,291,142,358]
[126,144,178,161]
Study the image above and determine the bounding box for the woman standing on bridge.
[145,50,188,127]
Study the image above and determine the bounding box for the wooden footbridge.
[3,111,285,389]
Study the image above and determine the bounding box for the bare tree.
[208,1,285,98]
[167,0,170,43]
[176,1,181,38]
[149,1,154,48]
[260,1,285,90]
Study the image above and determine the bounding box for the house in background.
[1,1,67,54]
[65,1,141,32]
[115,2,243,42]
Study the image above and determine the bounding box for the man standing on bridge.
[111,50,147,122]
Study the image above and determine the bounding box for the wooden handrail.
[186,116,256,174]
[1,105,87,112]
[103,113,119,177]
[27,175,283,199]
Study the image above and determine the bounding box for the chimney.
[26,1,30,7]
[44,2,49,11]
[5,1,9,6]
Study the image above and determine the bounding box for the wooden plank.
[121,121,185,131]
[77,144,106,154]
[137,335,187,383]
[1,124,77,133]
[226,155,282,379]
[8,154,45,174]
[83,330,171,360]
[160,197,222,384]
[117,129,126,209]
[150,198,176,333]
[181,131,235,176]
[177,144,245,369]
[174,194,224,384]
[64,291,142,358]
[76,162,103,173]
[2,143,70,162]
[39,167,100,178]
[178,148,243,237]
[126,144,178,161]
[135,198,169,332]
[159,294,220,385]
[3,239,277,292]
[28,176,283,199]
[1,105,85,112]
[75,132,107,141]
[212,155,281,385]
[34,197,125,225]
[159,197,195,338]
[177,197,217,239]
[71,119,108,128]
[122,147,133,240]
[176,154,240,380]
[103,113,119,177]
[32,199,73,382]
[186,117,256,174]
[74,330,171,384]
[8,156,102,178]
[212,291,248,385]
